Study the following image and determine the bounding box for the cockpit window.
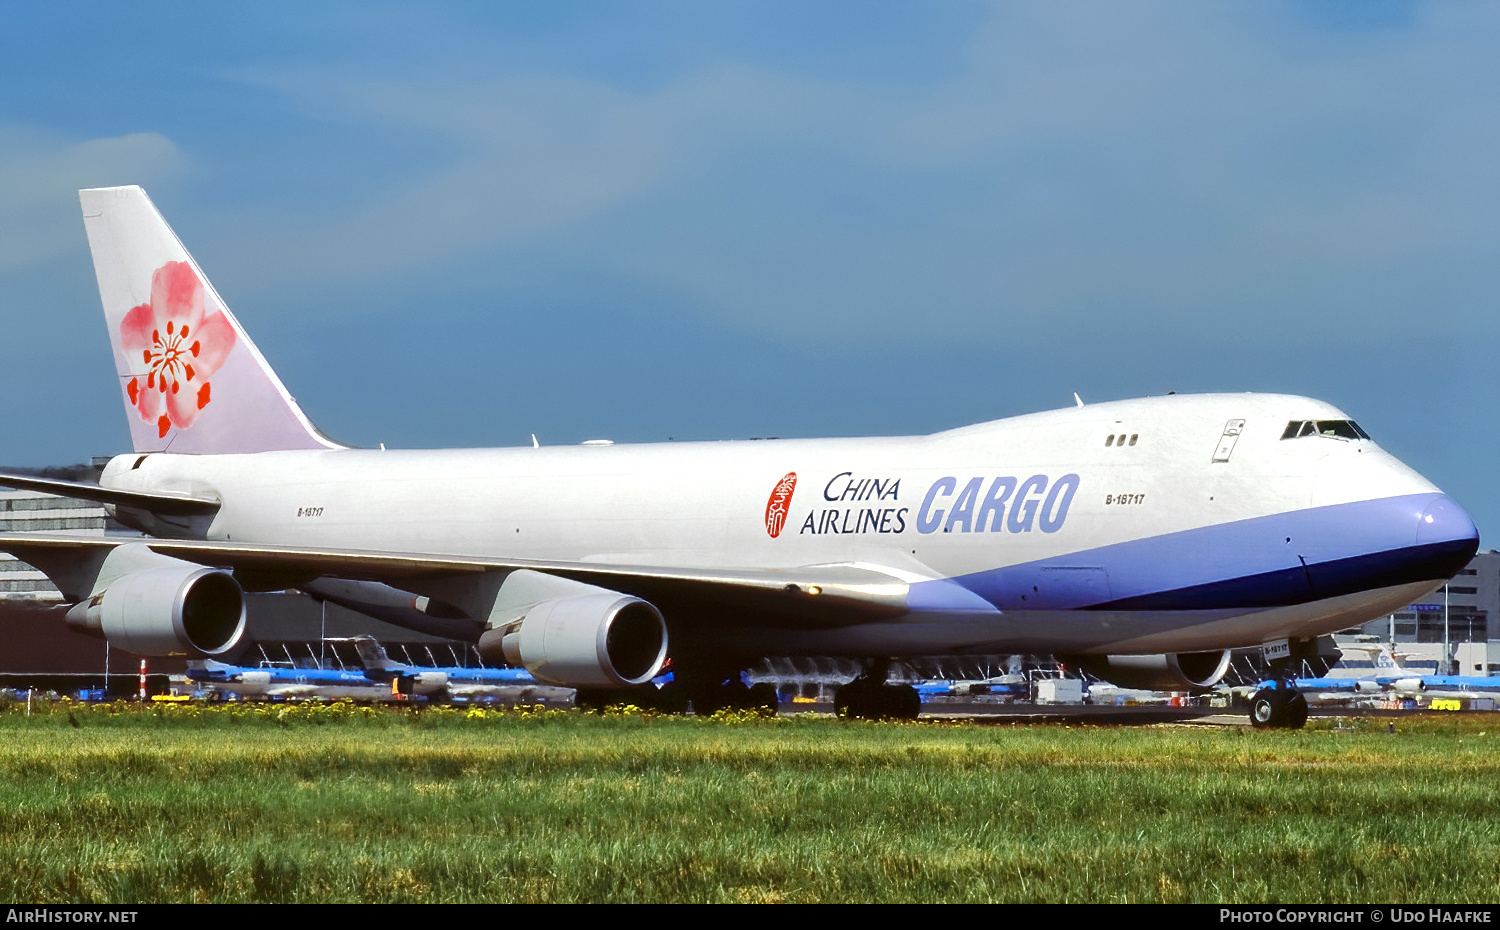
[1281,420,1370,441]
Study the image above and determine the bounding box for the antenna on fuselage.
[1073,393,1084,407]
[531,434,540,448]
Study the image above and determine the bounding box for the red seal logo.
[764,472,797,538]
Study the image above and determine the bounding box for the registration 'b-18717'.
[0,187,1479,727]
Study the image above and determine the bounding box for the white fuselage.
[102,393,1477,660]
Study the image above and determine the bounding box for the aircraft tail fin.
[79,186,343,454]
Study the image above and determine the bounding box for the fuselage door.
[1212,419,1246,463]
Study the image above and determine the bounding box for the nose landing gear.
[1248,639,1317,729]
[1249,684,1308,729]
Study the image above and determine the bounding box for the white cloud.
[191,2,1500,348]
[0,128,182,270]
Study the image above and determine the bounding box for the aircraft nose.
[1418,495,1478,546]
[1416,494,1480,575]
[1297,493,1478,605]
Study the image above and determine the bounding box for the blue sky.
[3,1,1500,538]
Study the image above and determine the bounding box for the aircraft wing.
[0,532,912,623]
[0,472,220,517]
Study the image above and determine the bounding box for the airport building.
[0,486,108,597]
[0,469,485,690]
[1343,549,1500,675]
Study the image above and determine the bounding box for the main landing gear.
[576,667,779,716]
[1249,684,1308,730]
[834,659,921,721]
[634,666,779,716]
[678,677,779,716]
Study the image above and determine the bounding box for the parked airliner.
[187,660,393,702]
[0,186,1480,726]
[343,635,574,705]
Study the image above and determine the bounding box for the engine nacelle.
[234,670,273,693]
[1069,650,1231,692]
[1390,677,1426,696]
[477,575,667,688]
[65,553,247,657]
[401,671,453,695]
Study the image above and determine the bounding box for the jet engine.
[1069,650,1231,692]
[64,548,246,657]
[233,670,272,692]
[477,572,667,688]
[398,671,453,696]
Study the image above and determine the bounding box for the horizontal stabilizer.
[0,472,220,517]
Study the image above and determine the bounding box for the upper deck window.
[1281,420,1371,441]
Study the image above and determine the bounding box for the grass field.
[0,700,1496,903]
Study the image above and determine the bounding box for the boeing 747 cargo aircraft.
[0,187,1479,726]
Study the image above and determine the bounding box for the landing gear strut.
[834,659,921,720]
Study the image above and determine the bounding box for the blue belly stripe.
[1091,537,1476,610]
[911,493,1478,612]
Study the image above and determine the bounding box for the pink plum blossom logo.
[120,261,236,438]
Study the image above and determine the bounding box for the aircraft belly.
[1078,580,1443,654]
[705,608,1247,658]
[709,579,1440,659]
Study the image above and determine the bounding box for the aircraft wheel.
[747,682,780,716]
[834,680,871,719]
[691,679,750,716]
[1249,688,1282,729]
[836,681,918,720]
[1282,692,1309,730]
[885,683,921,720]
[690,689,724,716]
[723,679,751,710]
[833,691,851,717]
